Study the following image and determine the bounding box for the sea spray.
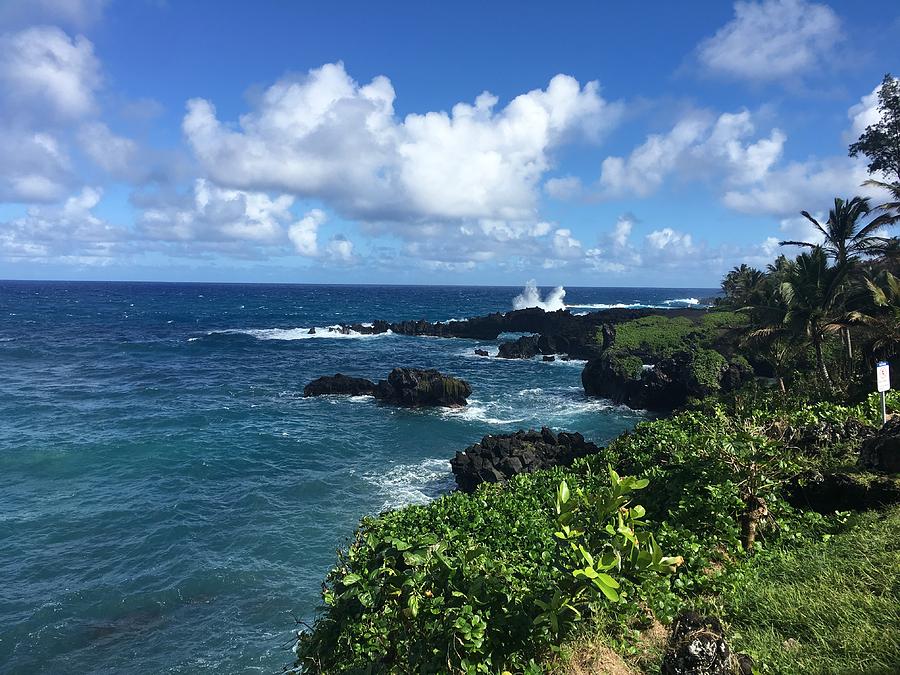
[512,280,566,311]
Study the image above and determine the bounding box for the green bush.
[295,467,682,674]
[689,349,727,392]
[608,316,696,358]
[604,349,644,380]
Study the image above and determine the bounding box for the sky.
[0,0,898,287]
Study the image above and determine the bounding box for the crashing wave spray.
[512,280,566,311]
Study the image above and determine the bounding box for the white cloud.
[139,179,295,245]
[326,235,354,262]
[77,121,138,175]
[646,227,695,254]
[183,62,621,225]
[0,26,101,123]
[721,157,880,216]
[697,0,841,82]
[847,84,882,142]
[544,175,584,200]
[551,228,583,259]
[288,208,326,256]
[0,186,126,262]
[598,109,784,198]
[0,129,74,202]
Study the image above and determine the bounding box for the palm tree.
[781,196,890,265]
[721,264,767,308]
[864,180,900,229]
[847,269,900,363]
[779,248,848,386]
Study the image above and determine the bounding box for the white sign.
[877,361,891,393]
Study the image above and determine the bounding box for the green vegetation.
[688,348,727,392]
[295,388,900,673]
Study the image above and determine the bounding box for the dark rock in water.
[661,611,752,675]
[307,327,316,335]
[306,368,471,407]
[374,368,471,407]
[786,469,900,512]
[497,335,540,359]
[474,348,490,357]
[542,355,556,362]
[303,373,375,397]
[858,418,900,473]
[450,428,601,492]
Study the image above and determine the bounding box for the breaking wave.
[512,280,566,311]
[364,458,455,511]
[203,326,393,341]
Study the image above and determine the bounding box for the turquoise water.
[0,282,712,673]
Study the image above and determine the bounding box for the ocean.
[0,282,714,674]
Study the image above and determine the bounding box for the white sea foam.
[365,457,455,511]
[512,280,566,311]
[663,297,700,305]
[209,326,393,341]
[440,401,525,425]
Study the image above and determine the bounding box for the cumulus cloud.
[77,121,139,176]
[0,129,74,202]
[597,109,784,198]
[697,0,841,82]
[183,62,621,225]
[0,26,101,123]
[136,181,354,261]
[0,186,126,262]
[847,83,882,142]
[288,208,326,256]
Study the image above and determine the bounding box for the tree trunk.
[814,335,831,386]
[777,375,786,394]
[740,495,768,551]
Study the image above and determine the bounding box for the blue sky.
[0,0,897,286]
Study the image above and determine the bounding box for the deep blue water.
[0,282,714,674]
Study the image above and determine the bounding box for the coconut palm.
[847,269,900,363]
[721,264,767,308]
[781,196,891,266]
[864,180,900,229]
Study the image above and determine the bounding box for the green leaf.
[341,573,362,586]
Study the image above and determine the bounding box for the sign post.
[876,361,891,425]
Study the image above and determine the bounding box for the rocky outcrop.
[303,374,376,397]
[582,350,753,411]
[661,612,753,675]
[858,418,900,473]
[450,428,601,492]
[305,368,471,407]
[374,368,471,407]
[497,335,541,359]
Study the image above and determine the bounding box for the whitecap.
[207,327,393,341]
[663,297,700,305]
[364,457,455,511]
[440,401,525,425]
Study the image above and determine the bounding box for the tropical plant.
[721,264,768,308]
[781,196,890,265]
[847,269,900,362]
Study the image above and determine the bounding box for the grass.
[720,506,900,674]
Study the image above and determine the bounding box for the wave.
[567,297,705,310]
[512,280,566,311]
[440,400,525,425]
[203,326,393,341]
[364,458,455,511]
